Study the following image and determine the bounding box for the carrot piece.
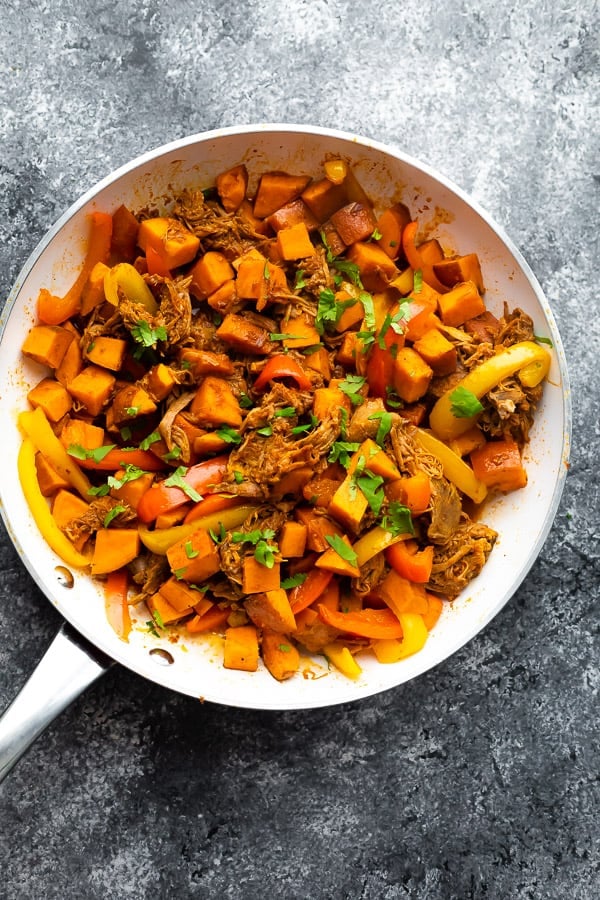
[279,521,307,558]
[28,378,72,423]
[187,606,230,634]
[422,593,444,631]
[330,203,377,245]
[245,589,297,633]
[190,376,242,428]
[253,172,311,219]
[104,569,131,641]
[433,253,484,293]
[242,557,281,594]
[261,630,300,681]
[189,251,235,299]
[392,347,434,403]
[376,202,411,259]
[35,451,71,497]
[289,568,333,615]
[470,438,528,492]
[137,216,200,269]
[67,365,116,417]
[318,605,404,639]
[91,528,140,575]
[80,261,110,316]
[166,528,221,583]
[345,241,399,292]
[276,222,315,260]
[37,212,113,325]
[437,280,485,327]
[22,325,74,370]
[413,328,458,376]
[385,540,434,583]
[216,164,248,212]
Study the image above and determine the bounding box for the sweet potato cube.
[80,261,110,316]
[59,418,105,452]
[295,507,344,552]
[276,222,316,260]
[216,164,248,213]
[253,172,311,219]
[470,438,528,492]
[282,316,321,350]
[216,313,271,355]
[267,198,319,233]
[376,202,411,260]
[392,347,433,403]
[413,328,458,376]
[110,470,154,511]
[55,323,83,387]
[147,591,193,625]
[22,325,74,370]
[35,452,70,496]
[190,376,242,428]
[223,625,259,672]
[245,589,297,633]
[28,378,72,423]
[335,290,363,333]
[235,251,287,302]
[433,253,484,293]
[359,438,401,480]
[301,178,348,223]
[328,473,369,534]
[189,251,235,299]
[279,521,307,558]
[179,349,234,379]
[91,528,141,576]
[137,217,200,269]
[193,433,228,457]
[336,332,360,368]
[315,535,361,578]
[110,205,139,262]
[345,242,399,292]
[51,488,91,553]
[146,363,177,401]
[303,346,331,380]
[159,576,208,614]
[330,203,377,245]
[437,281,486,327]
[111,384,157,424]
[86,336,127,372]
[312,385,351,421]
[166,527,221,583]
[261,630,300,681]
[206,278,238,315]
[320,220,346,257]
[242,557,281,594]
[68,366,116,417]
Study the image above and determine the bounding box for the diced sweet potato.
[145,363,177,401]
[179,349,234,378]
[137,216,200,269]
[110,469,154,511]
[216,164,248,213]
[392,347,434,403]
[267,198,319,233]
[245,589,297,633]
[216,313,271,355]
[68,366,116,417]
[28,378,72,423]
[282,316,321,350]
[166,527,221,583]
[190,376,242,428]
[412,328,458,376]
[80,261,110,315]
[303,346,331,380]
[159,576,208,614]
[91,528,140,575]
[189,251,234,299]
[55,322,83,387]
[345,242,399,292]
[334,290,363,332]
[315,535,361,578]
[35,451,71,496]
[261,630,300,681]
[279,521,307,558]
[437,280,485,327]
[235,251,287,303]
[433,253,484,293]
[242,557,281,594]
[52,488,91,551]
[86,336,127,372]
[417,238,444,266]
[253,172,311,219]
[22,325,74,370]
[223,625,259,672]
[330,203,377,245]
[193,433,229,457]
[470,438,527,492]
[336,332,360,368]
[276,222,316,260]
[312,385,352,421]
[296,506,345,551]
[110,205,139,262]
[147,591,193,625]
[59,418,105,452]
[301,178,348,223]
[376,202,412,259]
[111,384,157,424]
[206,279,238,315]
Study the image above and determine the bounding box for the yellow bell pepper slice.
[352,525,410,567]
[18,438,91,569]
[429,340,552,441]
[19,407,92,499]
[415,429,488,503]
[104,262,158,314]
[138,504,257,555]
[372,613,428,662]
[323,643,362,680]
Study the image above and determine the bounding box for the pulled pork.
[429,517,497,600]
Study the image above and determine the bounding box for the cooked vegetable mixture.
[18,156,551,681]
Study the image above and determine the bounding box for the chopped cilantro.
[173,566,187,580]
[280,573,308,589]
[278,643,292,653]
[328,440,360,468]
[231,528,276,546]
[381,501,415,536]
[256,425,273,437]
[164,466,202,502]
[360,292,376,331]
[269,333,298,342]
[233,471,244,484]
[107,463,148,489]
[130,320,167,350]
[274,406,297,418]
[87,483,111,497]
[185,540,199,559]
[449,386,484,418]
[332,258,363,288]
[139,430,161,450]
[291,422,313,435]
[369,411,393,446]
[413,269,423,294]
[338,374,366,406]
[163,446,182,461]
[355,468,385,516]
[239,392,253,409]
[125,406,140,417]
[534,334,554,347]
[120,426,132,442]
[294,269,307,290]
[325,534,358,566]
[385,387,404,409]
[371,227,383,241]
[103,504,126,528]
[263,261,271,281]
[209,522,227,544]
[301,343,325,355]
[254,539,277,568]
[68,443,116,462]
[339,407,349,438]
[216,425,242,444]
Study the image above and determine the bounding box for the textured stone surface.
[0,2,598,898]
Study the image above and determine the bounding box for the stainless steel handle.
[0,622,113,782]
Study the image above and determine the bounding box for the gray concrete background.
[0,2,598,898]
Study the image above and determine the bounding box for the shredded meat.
[63,498,136,545]
[352,553,386,597]
[427,477,462,544]
[130,553,170,604]
[390,423,443,479]
[218,504,289,585]
[429,517,497,599]
[346,399,401,443]
[118,276,193,348]
[242,382,313,431]
[496,304,535,347]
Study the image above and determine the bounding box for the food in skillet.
[17,157,552,681]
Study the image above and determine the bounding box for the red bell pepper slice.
[253,354,312,393]
[183,493,244,524]
[289,568,334,614]
[76,447,166,471]
[401,221,448,294]
[366,303,406,398]
[136,454,229,523]
[317,605,404,639]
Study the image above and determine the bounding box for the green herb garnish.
[280,573,308,589]
[413,269,423,294]
[68,443,116,462]
[325,534,358,566]
[103,504,127,528]
[216,425,242,444]
[381,501,415,536]
[130,320,167,350]
[239,392,253,409]
[274,407,297,418]
[209,522,227,544]
[163,466,202,502]
[534,335,554,347]
[233,471,244,484]
[328,440,360,469]
[139,430,161,450]
[369,411,393,446]
[185,540,199,559]
[294,269,307,290]
[256,425,273,437]
[355,469,385,516]
[449,386,484,419]
[338,374,366,406]
[163,446,182,461]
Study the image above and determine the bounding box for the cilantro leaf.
[355,469,385,516]
[163,446,182,460]
[381,502,415,537]
[239,392,253,409]
[280,573,308,589]
[360,291,376,331]
[325,534,358,567]
[534,334,554,347]
[209,522,227,544]
[413,269,423,294]
[449,386,484,418]
[369,411,393,447]
[332,258,363,288]
[294,269,307,290]
[278,643,292,653]
[233,470,244,484]
[185,540,199,559]
[107,463,148,489]
[103,504,127,527]
[87,483,111,497]
[130,320,167,349]
[68,443,116,462]
[139,430,161,450]
[269,333,298,342]
[256,425,273,437]
[328,440,360,468]
[216,425,242,444]
[274,407,297,418]
[231,528,276,546]
[291,422,313,435]
[164,466,202,502]
[254,539,277,568]
[371,227,383,241]
[338,374,366,406]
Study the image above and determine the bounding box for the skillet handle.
[0,622,113,783]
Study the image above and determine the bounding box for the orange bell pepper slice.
[183,493,244,524]
[253,354,312,393]
[385,539,434,583]
[38,212,113,325]
[401,221,448,294]
[136,455,229,524]
[317,605,404,640]
[104,569,131,641]
[75,447,166,471]
[289,568,334,614]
